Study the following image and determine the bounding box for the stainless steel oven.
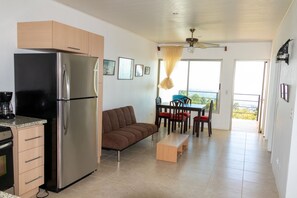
[0,126,13,191]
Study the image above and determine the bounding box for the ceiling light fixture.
[186,28,198,53]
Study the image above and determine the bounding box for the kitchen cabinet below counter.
[0,116,47,198]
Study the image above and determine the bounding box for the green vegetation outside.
[232,102,257,120]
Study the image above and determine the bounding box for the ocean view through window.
[158,60,221,112]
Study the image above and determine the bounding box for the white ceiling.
[54,0,293,44]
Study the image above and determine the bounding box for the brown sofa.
[102,106,158,161]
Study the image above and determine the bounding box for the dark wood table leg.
[196,110,201,137]
[155,106,159,126]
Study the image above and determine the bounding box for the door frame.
[230,60,269,132]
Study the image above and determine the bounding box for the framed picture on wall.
[144,66,150,75]
[135,64,144,77]
[118,57,134,80]
[280,83,289,102]
[103,59,116,75]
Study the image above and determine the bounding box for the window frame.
[157,59,222,113]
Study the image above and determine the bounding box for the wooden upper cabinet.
[88,32,104,57]
[18,21,89,54]
[52,21,88,53]
[88,32,104,84]
[17,21,53,48]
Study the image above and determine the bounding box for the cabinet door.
[18,166,44,195]
[18,125,44,152]
[18,146,44,174]
[88,32,103,57]
[53,22,88,54]
[17,21,53,49]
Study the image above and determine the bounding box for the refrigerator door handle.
[63,101,70,135]
[93,60,99,96]
[62,64,70,100]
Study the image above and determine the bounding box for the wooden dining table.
[155,102,207,134]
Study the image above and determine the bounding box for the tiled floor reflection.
[45,125,278,198]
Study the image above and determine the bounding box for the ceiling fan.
[185,28,219,52]
[158,28,224,53]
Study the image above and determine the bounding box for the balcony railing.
[179,90,219,111]
[233,93,260,120]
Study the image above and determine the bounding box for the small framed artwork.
[280,83,289,102]
[103,59,116,75]
[135,64,144,77]
[144,66,150,75]
[118,57,134,80]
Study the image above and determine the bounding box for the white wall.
[266,0,297,197]
[0,0,272,129]
[0,0,158,123]
[4,1,295,196]
[179,42,272,130]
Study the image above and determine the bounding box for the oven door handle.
[0,142,12,150]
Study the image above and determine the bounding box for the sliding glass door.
[158,59,222,112]
[158,60,188,102]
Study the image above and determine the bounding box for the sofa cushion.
[102,127,144,150]
[108,110,120,131]
[102,111,112,134]
[123,106,136,125]
[102,131,131,150]
[115,108,127,128]
[102,106,137,133]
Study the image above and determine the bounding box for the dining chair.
[168,100,188,134]
[180,96,192,129]
[192,100,213,137]
[172,94,186,101]
[155,97,171,128]
[172,95,192,129]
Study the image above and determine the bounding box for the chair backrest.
[169,100,184,120]
[173,95,191,104]
[172,94,186,101]
[208,100,214,121]
[155,96,161,105]
[183,96,191,105]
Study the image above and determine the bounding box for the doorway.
[232,61,267,133]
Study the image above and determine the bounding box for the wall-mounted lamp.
[276,39,293,65]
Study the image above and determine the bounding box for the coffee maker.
[0,92,15,119]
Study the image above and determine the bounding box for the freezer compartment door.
[58,53,99,100]
[57,98,98,189]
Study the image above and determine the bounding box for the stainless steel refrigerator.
[14,53,99,192]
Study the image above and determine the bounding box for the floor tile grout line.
[241,131,248,198]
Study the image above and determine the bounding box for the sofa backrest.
[102,106,137,133]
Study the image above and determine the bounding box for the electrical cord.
[36,188,49,198]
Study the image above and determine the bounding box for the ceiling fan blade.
[199,42,220,47]
[195,42,207,49]
[158,42,186,47]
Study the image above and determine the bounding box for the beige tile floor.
[44,123,279,198]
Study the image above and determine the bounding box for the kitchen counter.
[0,116,46,197]
[0,191,19,198]
[0,116,47,128]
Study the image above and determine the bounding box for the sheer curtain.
[158,46,183,90]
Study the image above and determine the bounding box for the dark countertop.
[0,116,47,128]
[0,191,19,198]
